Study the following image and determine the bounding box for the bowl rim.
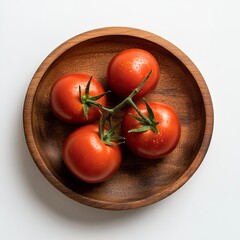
[23,26,214,210]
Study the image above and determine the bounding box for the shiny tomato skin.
[62,124,122,183]
[50,73,107,124]
[107,48,160,99]
[122,102,181,159]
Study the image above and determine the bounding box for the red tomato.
[62,124,122,183]
[107,48,160,99]
[50,73,107,124]
[121,102,181,159]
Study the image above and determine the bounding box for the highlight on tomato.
[107,48,160,99]
[121,100,181,159]
[50,73,108,124]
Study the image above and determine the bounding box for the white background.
[1,0,240,239]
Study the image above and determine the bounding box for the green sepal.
[128,113,146,125]
[128,98,159,134]
[143,98,155,122]
[128,125,151,133]
[79,76,109,119]
[84,75,92,98]
[83,103,89,119]
[99,114,125,146]
[90,90,111,101]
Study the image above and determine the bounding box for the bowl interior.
[30,34,207,209]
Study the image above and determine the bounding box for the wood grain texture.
[23,27,214,210]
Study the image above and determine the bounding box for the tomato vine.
[79,70,161,145]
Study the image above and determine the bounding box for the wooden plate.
[23,27,213,210]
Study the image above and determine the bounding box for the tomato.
[62,124,122,183]
[121,102,181,159]
[50,73,107,124]
[107,48,160,99]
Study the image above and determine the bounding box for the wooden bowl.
[23,27,213,210]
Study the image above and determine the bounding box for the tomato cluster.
[50,48,181,184]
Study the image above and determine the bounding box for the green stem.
[111,70,152,113]
[85,99,112,112]
[90,70,153,145]
[88,70,152,116]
